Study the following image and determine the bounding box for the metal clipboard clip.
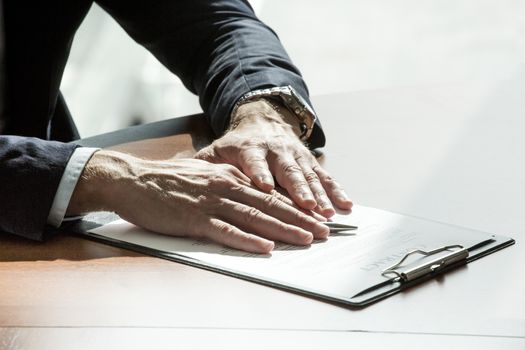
[381,245,469,282]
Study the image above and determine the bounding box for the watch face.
[288,86,316,117]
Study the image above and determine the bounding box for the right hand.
[67,150,330,254]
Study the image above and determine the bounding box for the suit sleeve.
[95,0,326,148]
[0,136,79,240]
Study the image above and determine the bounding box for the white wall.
[61,1,525,137]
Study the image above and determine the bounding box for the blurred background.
[61,0,525,138]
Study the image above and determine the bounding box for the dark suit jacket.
[0,0,326,240]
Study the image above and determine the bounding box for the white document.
[88,205,495,303]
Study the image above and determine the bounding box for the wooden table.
[1,79,524,349]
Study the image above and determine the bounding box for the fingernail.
[319,201,336,217]
[337,192,349,201]
[260,240,275,253]
[299,231,314,244]
[314,223,330,237]
[337,196,350,205]
[320,201,332,209]
[261,175,273,186]
[257,175,271,186]
[301,192,315,201]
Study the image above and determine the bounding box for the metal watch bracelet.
[230,86,317,142]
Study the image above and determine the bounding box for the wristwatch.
[231,85,317,142]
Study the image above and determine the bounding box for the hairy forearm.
[66,150,136,216]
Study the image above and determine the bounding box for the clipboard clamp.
[382,245,469,282]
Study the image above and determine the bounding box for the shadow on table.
[76,113,214,159]
[0,231,142,262]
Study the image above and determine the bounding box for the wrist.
[229,99,302,138]
[66,150,137,215]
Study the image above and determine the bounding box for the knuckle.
[293,152,303,160]
[281,163,302,176]
[220,163,239,174]
[321,172,333,181]
[196,193,211,205]
[243,206,262,224]
[305,152,318,162]
[293,209,309,225]
[243,154,266,165]
[274,222,290,236]
[313,188,328,200]
[263,136,280,146]
[322,174,336,186]
[270,191,288,204]
[312,164,326,175]
[244,138,265,148]
[304,171,319,184]
[317,197,330,206]
[317,197,333,209]
[209,173,238,190]
[195,194,222,214]
[215,221,235,236]
[302,151,316,160]
[229,183,245,195]
[329,180,342,190]
[194,148,210,160]
[262,193,281,210]
[225,165,248,180]
[208,176,229,188]
[292,180,309,191]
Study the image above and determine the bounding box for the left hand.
[195,99,353,218]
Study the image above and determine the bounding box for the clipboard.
[67,205,515,307]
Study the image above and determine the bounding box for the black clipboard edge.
[348,236,515,305]
[74,229,368,308]
[68,213,365,307]
[66,213,515,308]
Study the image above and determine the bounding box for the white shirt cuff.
[47,147,99,228]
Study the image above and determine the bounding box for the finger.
[227,185,329,239]
[296,157,335,218]
[218,199,314,245]
[238,147,274,192]
[313,165,353,210]
[195,146,220,163]
[271,188,327,222]
[202,218,274,254]
[269,155,317,210]
[220,163,252,184]
[304,208,329,222]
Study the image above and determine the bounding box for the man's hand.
[67,150,330,254]
[195,99,353,218]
